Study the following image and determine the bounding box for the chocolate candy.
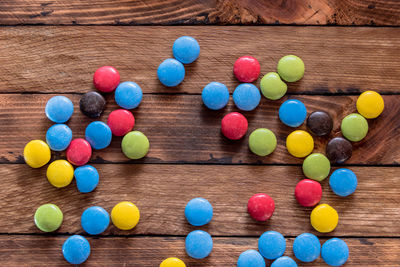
[247,193,275,222]
[62,235,91,264]
[307,111,333,136]
[277,55,305,82]
[258,231,286,260]
[34,203,63,232]
[302,153,331,181]
[157,58,185,87]
[24,140,51,168]
[173,36,200,64]
[107,109,135,136]
[260,72,287,100]
[341,113,368,142]
[233,56,260,83]
[248,128,277,156]
[85,121,112,150]
[111,201,140,230]
[46,124,72,151]
[160,257,186,267]
[321,238,349,266]
[271,256,298,267]
[326,137,352,164]
[293,233,321,262]
[221,112,248,140]
[201,82,230,110]
[115,81,143,109]
[46,160,74,188]
[74,165,99,193]
[45,96,74,123]
[237,250,266,267]
[329,168,357,197]
[121,131,150,159]
[310,204,339,233]
[79,91,106,118]
[295,179,322,207]
[233,83,261,111]
[185,230,213,259]
[93,66,120,93]
[279,99,307,127]
[356,90,384,119]
[81,206,110,235]
[286,130,314,158]
[66,138,92,166]
[185,197,213,226]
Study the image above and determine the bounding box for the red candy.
[221,112,248,140]
[66,138,92,166]
[93,66,120,93]
[247,193,275,221]
[233,56,260,83]
[107,109,135,136]
[295,179,322,207]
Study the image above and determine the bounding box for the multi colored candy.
[66,138,92,166]
[286,130,314,158]
[356,90,384,119]
[258,231,286,260]
[79,91,106,118]
[279,99,307,127]
[341,113,368,142]
[307,111,333,136]
[46,159,74,188]
[74,165,99,193]
[24,140,51,168]
[247,193,275,221]
[233,83,261,111]
[293,233,321,262]
[310,204,339,233]
[62,235,91,264]
[93,66,120,93]
[302,153,331,181]
[34,203,63,232]
[277,55,305,82]
[45,96,74,123]
[185,197,213,226]
[260,72,287,100]
[233,56,260,83]
[107,109,135,136]
[173,36,200,64]
[115,81,143,109]
[201,82,230,110]
[295,179,322,207]
[221,112,248,140]
[157,58,185,87]
[185,230,213,259]
[321,238,349,266]
[111,201,140,230]
[121,131,150,159]
[85,121,112,150]
[329,168,357,197]
[248,128,277,156]
[46,124,72,151]
[326,137,352,164]
[237,249,265,267]
[81,206,110,235]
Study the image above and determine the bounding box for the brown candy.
[326,137,352,163]
[307,111,333,136]
[79,92,106,118]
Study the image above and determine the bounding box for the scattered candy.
[34,203,63,232]
[356,90,384,119]
[46,159,74,188]
[237,249,266,267]
[74,165,99,193]
[115,81,143,109]
[286,130,314,158]
[321,238,349,266]
[279,99,307,127]
[111,201,140,230]
[81,206,110,235]
[260,72,287,100]
[66,138,92,166]
[157,58,185,87]
[24,140,51,168]
[302,153,331,181]
[248,128,277,156]
[107,109,135,136]
[233,56,260,83]
[85,121,112,150]
[271,256,298,267]
[307,111,333,136]
[45,96,74,123]
[295,179,322,207]
[185,197,213,226]
[277,55,305,82]
[311,204,339,233]
[221,112,248,140]
[62,235,91,264]
[201,82,230,110]
[293,233,321,262]
[46,124,72,151]
[79,91,106,118]
[160,257,186,267]
[185,230,213,259]
[329,168,357,197]
[93,66,120,93]
[326,137,352,164]
[247,193,275,222]
[258,231,286,260]
[233,83,261,111]
[121,131,150,159]
[341,113,368,142]
[173,36,200,64]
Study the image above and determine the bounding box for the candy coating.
[237,249,265,267]
[258,231,286,260]
[221,112,248,140]
[157,58,185,87]
[81,206,110,235]
[311,204,339,233]
[79,91,106,118]
[295,179,322,207]
[286,130,314,158]
[201,82,229,110]
[24,140,51,168]
[233,83,261,111]
[185,197,213,226]
[62,235,91,264]
[46,160,74,188]
[356,90,384,119]
[271,256,298,267]
[74,165,99,193]
[233,56,260,83]
[248,128,277,156]
[34,203,63,232]
[66,138,92,166]
[46,124,72,151]
[321,238,349,266]
[341,113,368,142]
[93,66,120,93]
[277,55,305,82]
[279,99,307,127]
[111,201,140,230]
[293,233,321,262]
[260,72,287,100]
[329,168,357,197]
[160,257,186,267]
[115,81,143,109]
[173,36,200,64]
[85,121,112,150]
[247,193,275,222]
[302,153,331,181]
[307,111,333,136]
[326,137,352,164]
[185,230,213,259]
[121,131,149,159]
[45,96,74,123]
[107,109,135,136]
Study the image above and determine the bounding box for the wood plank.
[1,94,399,165]
[1,164,399,236]
[0,26,399,94]
[1,236,399,266]
[0,0,399,26]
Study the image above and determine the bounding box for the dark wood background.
[0,1,399,266]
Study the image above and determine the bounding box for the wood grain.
[1,164,399,236]
[0,0,399,25]
[0,26,399,94]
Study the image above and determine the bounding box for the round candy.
[121,131,150,160]
[157,58,185,87]
[329,168,357,197]
[341,113,368,142]
[173,36,200,64]
[293,233,321,262]
[237,249,266,267]
[79,91,106,118]
[45,96,74,123]
[307,111,333,136]
[321,238,349,266]
[74,165,99,193]
[66,138,92,166]
[34,203,63,232]
[93,66,120,93]
[279,99,307,127]
[46,160,74,188]
[295,179,322,207]
[247,193,275,222]
[184,197,213,226]
[46,124,72,151]
[258,231,286,260]
[185,230,213,259]
[24,140,51,168]
[311,204,339,233]
[260,72,287,100]
[271,256,298,267]
[85,121,112,150]
[277,55,305,82]
[326,137,352,164]
[111,201,140,230]
[232,83,261,111]
[233,56,260,83]
[221,112,248,140]
[81,206,110,235]
[107,109,135,136]
[249,128,277,156]
[115,81,143,109]
[356,90,384,119]
[160,257,186,267]
[201,82,230,110]
[62,235,91,264]
[286,130,314,158]
[302,153,331,181]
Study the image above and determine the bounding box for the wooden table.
[0,1,399,266]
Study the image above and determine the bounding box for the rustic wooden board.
[0,0,399,26]
[0,27,399,94]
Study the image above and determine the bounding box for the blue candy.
[45,96,74,123]
[293,233,321,262]
[46,124,72,151]
[185,230,213,259]
[258,231,286,260]
[173,36,200,64]
[321,238,349,266]
[279,99,307,127]
[201,82,230,110]
[85,121,112,150]
[74,165,99,193]
[329,168,357,197]
[115,81,143,109]
[271,256,298,267]
[62,235,90,264]
[237,249,265,267]
[185,197,213,226]
[157,58,185,87]
[233,83,261,111]
[81,206,110,235]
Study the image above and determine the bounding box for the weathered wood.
[0,27,399,94]
[0,0,399,25]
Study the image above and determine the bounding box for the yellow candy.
[356,90,384,119]
[24,140,51,168]
[111,201,140,230]
[46,160,74,188]
[286,130,314,158]
[310,204,339,233]
[160,257,186,267]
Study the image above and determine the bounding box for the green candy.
[249,128,277,156]
[34,204,63,232]
[341,113,368,142]
[122,131,150,159]
[260,72,287,100]
[277,55,305,82]
[302,153,331,181]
